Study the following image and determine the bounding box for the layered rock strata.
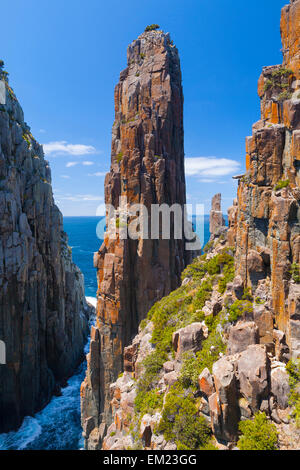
[81,29,192,448]
[0,73,93,432]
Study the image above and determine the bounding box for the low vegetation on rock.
[237,413,278,450]
[286,360,300,427]
[145,24,160,32]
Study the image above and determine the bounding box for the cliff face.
[81,29,192,449]
[0,73,93,432]
[232,0,300,358]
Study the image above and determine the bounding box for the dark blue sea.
[0,215,216,450]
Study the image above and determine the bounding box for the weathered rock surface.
[229,0,300,358]
[0,74,93,432]
[172,323,204,359]
[210,193,226,240]
[227,321,259,355]
[237,345,270,413]
[81,28,192,449]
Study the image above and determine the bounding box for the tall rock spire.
[81,28,192,449]
[229,0,300,357]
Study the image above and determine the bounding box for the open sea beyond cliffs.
[0,216,213,450]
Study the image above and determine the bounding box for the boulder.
[211,357,240,442]
[227,321,259,355]
[253,305,273,349]
[172,323,205,359]
[198,368,215,397]
[271,366,290,409]
[237,345,270,412]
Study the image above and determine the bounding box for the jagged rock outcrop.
[0,71,93,432]
[210,193,226,240]
[81,28,192,449]
[229,0,300,359]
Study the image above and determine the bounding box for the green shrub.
[145,24,160,32]
[289,263,300,284]
[180,316,225,389]
[274,179,289,191]
[237,413,278,450]
[227,300,253,324]
[271,67,293,78]
[139,53,145,59]
[286,359,300,427]
[242,287,253,301]
[134,349,167,415]
[116,152,123,164]
[158,383,211,450]
[278,90,292,102]
[135,388,163,416]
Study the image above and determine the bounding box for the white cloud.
[88,171,107,177]
[60,175,71,179]
[43,141,97,156]
[66,161,79,168]
[59,194,103,202]
[185,157,240,178]
[65,161,94,168]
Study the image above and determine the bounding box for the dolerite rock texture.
[81,29,192,449]
[209,193,226,240]
[229,0,300,358]
[0,75,93,432]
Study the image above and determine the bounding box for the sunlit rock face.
[81,28,193,449]
[0,77,92,433]
[229,0,300,356]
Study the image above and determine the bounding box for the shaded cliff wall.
[229,0,300,356]
[0,74,92,432]
[81,29,192,448]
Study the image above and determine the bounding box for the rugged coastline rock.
[230,0,300,358]
[0,71,94,432]
[81,27,193,449]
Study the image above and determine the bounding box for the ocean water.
[0,218,102,451]
[0,215,218,450]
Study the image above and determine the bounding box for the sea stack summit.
[81,27,192,449]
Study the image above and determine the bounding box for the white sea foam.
[0,416,42,450]
[86,296,97,308]
[0,323,96,450]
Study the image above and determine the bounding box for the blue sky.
[2,0,287,215]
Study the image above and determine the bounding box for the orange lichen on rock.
[228,0,300,360]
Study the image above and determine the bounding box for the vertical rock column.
[231,0,300,356]
[209,193,226,240]
[81,29,192,449]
